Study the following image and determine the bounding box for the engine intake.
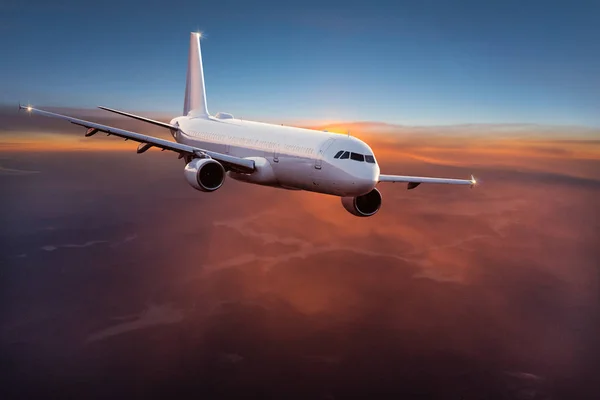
[341,188,382,217]
[184,158,226,192]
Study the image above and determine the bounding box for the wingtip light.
[18,103,32,112]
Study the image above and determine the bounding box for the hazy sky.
[1,0,599,126]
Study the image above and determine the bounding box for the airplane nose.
[351,165,379,195]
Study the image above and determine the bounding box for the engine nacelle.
[184,158,226,192]
[341,188,382,217]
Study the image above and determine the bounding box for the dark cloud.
[1,119,599,399]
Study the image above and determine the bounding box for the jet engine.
[184,158,226,192]
[341,188,382,217]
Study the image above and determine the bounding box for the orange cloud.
[2,120,599,398]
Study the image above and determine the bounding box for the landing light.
[470,175,477,185]
[27,106,32,111]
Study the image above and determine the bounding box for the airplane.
[20,32,476,217]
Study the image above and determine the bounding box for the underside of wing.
[379,174,477,190]
[19,105,254,173]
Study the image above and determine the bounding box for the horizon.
[1,105,600,132]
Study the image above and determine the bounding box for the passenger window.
[334,150,344,159]
[350,152,365,162]
[340,151,350,159]
[365,155,375,163]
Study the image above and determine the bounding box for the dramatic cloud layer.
[1,109,599,399]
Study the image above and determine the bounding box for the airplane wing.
[19,105,254,173]
[379,174,477,190]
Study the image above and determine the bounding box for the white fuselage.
[171,114,380,197]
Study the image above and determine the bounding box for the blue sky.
[1,0,598,126]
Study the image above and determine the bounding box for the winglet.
[183,32,209,118]
[470,175,477,188]
[18,103,32,112]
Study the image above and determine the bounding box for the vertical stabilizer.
[184,32,209,117]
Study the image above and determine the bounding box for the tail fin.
[184,32,209,117]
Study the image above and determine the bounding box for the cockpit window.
[350,152,365,162]
[335,151,376,163]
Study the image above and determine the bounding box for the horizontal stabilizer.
[98,106,177,130]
